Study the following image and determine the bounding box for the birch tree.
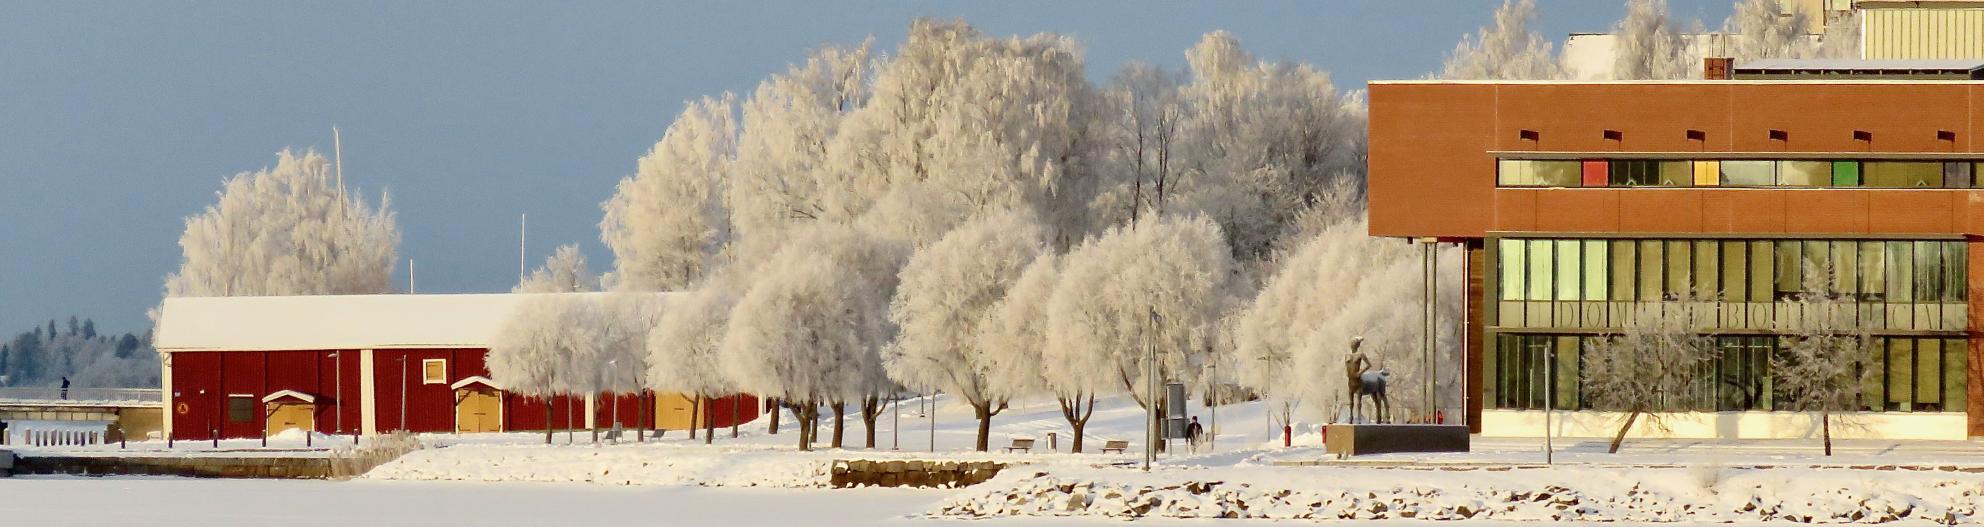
[1045,216,1235,415]
[1582,294,1719,453]
[600,96,738,292]
[490,246,602,443]
[886,211,1048,451]
[981,253,1099,450]
[718,223,903,450]
[1722,0,1851,60]
[1440,0,1569,80]
[729,41,874,263]
[165,149,399,299]
[1774,259,1877,456]
[1612,0,1699,80]
[647,284,737,443]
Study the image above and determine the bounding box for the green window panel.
[1832,161,1860,186]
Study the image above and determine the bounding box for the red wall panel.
[168,352,220,441]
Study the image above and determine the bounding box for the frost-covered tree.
[728,41,874,263]
[1612,0,1699,80]
[1098,62,1187,227]
[1582,294,1718,453]
[1174,32,1366,273]
[829,19,1103,250]
[490,247,601,443]
[600,96,738,292]
[1237,217,1462,427]
[1441,0,1569,80]
[647,284,737,444]
[165,149,399,299]
[886,211,1048,451]
[980,253,1098,450]
[1045,216,1235,417]
[1774,259,1877,457]
[489,294,601,444]
[1723,0,1849,60]
[719,223,903,450]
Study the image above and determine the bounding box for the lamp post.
[607,360,619,437]
[331,351,341,438]
[1145,308,1160,472]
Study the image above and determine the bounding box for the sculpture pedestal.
[1324,423,1469,458]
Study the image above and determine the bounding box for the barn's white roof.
[153,293,665,352]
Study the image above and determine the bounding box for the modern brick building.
[1368,76,1984,440]
[152,293,757,440]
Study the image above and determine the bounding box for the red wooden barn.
[152,293,758,440]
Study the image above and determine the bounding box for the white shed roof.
[153,293,666,352]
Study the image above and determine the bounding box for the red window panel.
[1581,160,1608,187]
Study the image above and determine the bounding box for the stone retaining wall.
[831,459,1005,488]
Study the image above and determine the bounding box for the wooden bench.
[1100,440,1129,454]
[1005,438,1035,453]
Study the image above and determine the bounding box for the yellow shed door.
[265,403,314,437]
[456,389,502,433]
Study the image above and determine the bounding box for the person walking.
[1185,416,1205,453]
[59,377,70,400]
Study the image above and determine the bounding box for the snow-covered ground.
[13,395,1984,524]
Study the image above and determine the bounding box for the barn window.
[227,395,254,423]
[422,359,447,384]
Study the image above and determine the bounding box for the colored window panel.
[1581,160,1608,186]
[1497,160,1580,186]
[1693,160,1720,186]
[1555,239,1580,301]
[1777,161,1830,186]
[1582,240,1607,301]
[1500,239,1525,301]
[1864,161,1943,187]
[1720,161,1774,186]
[1943,162,1973,188]
[1833,161,1861,186]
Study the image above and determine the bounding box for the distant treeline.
[0,316,158,388]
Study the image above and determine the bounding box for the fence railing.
[0,387,162,405]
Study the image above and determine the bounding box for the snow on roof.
[1736,59,1984,72]
[451,376,500,390]
[154,293,668,352]
[262,390,316,403]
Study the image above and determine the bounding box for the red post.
[1282,425,1292,447]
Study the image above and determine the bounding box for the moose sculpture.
[1345,336,1389,423]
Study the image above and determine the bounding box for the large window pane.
[1833,241,1858,294]
[1861,241,1886,300]
[1498,160,1528,186]
[1722,241,1748,302]
[1555,336,1579,410]
[1887,241,1914,302]
[1611,241,1636,301]
[1833,161,1861,186]
[1639,240,1664,301]
[1945,162,1973,188]
[1915,241,1943,302]
[1721,161,1775,186]
[1694,160,1720,186]
[1529,239,1553,302]
[1610,160,1673,186]
[1556,240,1580,301]
[1583,240,1608,301]
[1667,240,1691,298]
[1777,161,1831,186]
[1918,338,1943,409]
[1499,160,1580,187]
[1659,161,1693,186]
[1749,241,1774,303]
[1776,240,1802,299]
[1864,161,1944,187]
[1501,239,1526,301]
[1694,240,1720,299]
[1944,241,1966,302]
[1888,339,1915,411]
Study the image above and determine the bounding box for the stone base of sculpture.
[1324,423,1469,458]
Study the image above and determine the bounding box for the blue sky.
[0,1,1737,334]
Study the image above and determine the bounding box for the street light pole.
[1145,308,1159,472]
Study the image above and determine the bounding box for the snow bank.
[937,465,1984,524]
[368,443,835,487]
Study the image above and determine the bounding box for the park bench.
[1005,437,1034,453]
[1100,439,1129,454]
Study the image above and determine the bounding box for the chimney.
[1704,57,1734,80]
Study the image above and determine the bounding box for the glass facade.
[1497,238,1968,331]
[1489,237,1972,414]
[1489,334,1967,413]
[1497,159,1984,189]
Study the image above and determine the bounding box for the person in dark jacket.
[1185,416,1205,452]
[59,377,70,400]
